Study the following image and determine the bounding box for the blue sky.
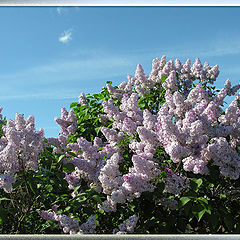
[0,7,240,137]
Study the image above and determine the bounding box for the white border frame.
[0,1,239,6]
[0,1,239,239]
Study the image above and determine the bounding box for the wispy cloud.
[3,31,240,102]
[0,50,135,100]
[171,34,240,59]
[56,7,69,15]
[56,7,62,15]
[0,88,87,101]
[123,31,240,61]
[59,29,72,44]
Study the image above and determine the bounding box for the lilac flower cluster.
[47,108,79,162]
[62,134,120,193]
[48,135,69,155]
[98,153,160,212]
[54,107,78,138]
[0,112,44,193]
[39,206,97,234]
[105,55,219,99]
[95,91,161,210]
[158,198,178,211]
[164,168,189,195]
[207,137,240,179]
[113,215,139,234]
[157,78,240,177]
[78,93,88,107]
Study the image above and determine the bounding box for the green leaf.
[57,154,65,163]
[92,195,102,204]
[205,208,211,215]
[70,102,78,108]
[45,185,53,192]
[65,206,71,212]
[179,196,191,208]
[0,198,11,201]
[95,126,101,135]
[209,183,214,188]
[63,163,75,172]
[138,102,146,108]
[97,209,104,215]
[197,209,206,222]
[78,196,87,203]
[161,76,167,82]
[220,193,226,199]
[197,197,208,205]
[129,204,135,212]
[93,117,102,124]
[74,185,81,192]
[190,178,203,192]
[28,182,36,195]
[78,192,87,197]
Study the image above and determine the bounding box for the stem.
[175,161,182,172]
[16,194,38,233]
[15,154,36,233]
[18,155,31,196]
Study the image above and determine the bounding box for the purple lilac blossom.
[0,113,44,193]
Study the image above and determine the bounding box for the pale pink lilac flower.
[164,168,189,195]
[162,70,178,92]
[156,80,240,176]
[54,107,77,137]
[78,93,88,106]
[191,58,205,81]
[0,113,44,193]
[40,209,97,235]
[114,215,139,234]
[64,171,81,190]
[98,153,123,195]
[159,198,178,211]
[207,137,240,180]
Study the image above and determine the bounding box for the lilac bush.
[1,55,240,234]
[40,55,240,234]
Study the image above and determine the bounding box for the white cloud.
[0,89,84,101]
[0,50,134,100]
[56,7,69,15]
[59,29,72,44]
[56,7,62,15]
[3,31,240,102]
[122,35,240,63]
